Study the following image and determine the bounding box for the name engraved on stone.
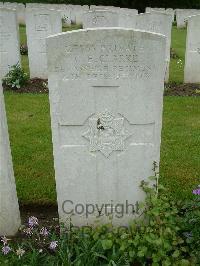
[35,14,50,32]
[53,43,152,79]
[82,110,131,157]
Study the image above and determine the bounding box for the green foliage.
[3,63,28,90]
[0,181,197,265]
[180,195,200,262]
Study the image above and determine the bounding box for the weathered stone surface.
[83,10,119,28]
[0,8,21,79]
[176,9,200,28]
[3,2,25,24]
[26,8,62,78]
[73,5,89,24]
[135,12,172,82]
[184,15,200,83]
[0,82,21,236]
[47,28,166,226]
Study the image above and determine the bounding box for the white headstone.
[184,15,200,83]
[26,3,71,25]
[3,2,25,24]
[0,8,21,79]
[176,9,200,28]
[83,10,119,28]
[74,5,89,24]
[26,8,62,78]
[119,8,138,16]
[0,82,21,236]
[118,9,138,28]
[166,8,175,22]
[135,12,172,82]
[47,28,166,226]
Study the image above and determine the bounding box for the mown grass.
[4,92,200,205]
[4,25,199,205]
[169,27,187,83]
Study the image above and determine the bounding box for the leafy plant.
[0,178,196,265]
[3,63,28,90]
[179,192,200,263]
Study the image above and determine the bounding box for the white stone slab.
[118,9,137,28]
[47,28,166,226]
[83,10,119,28]
[26,4,71,25]
[176,9,200,28]
[0,8,21,79]
[3,2,25,24]
[73,5,89,24]
[135,12,172,82]
[184,15,200,83]
[166,8,175,22]
[26,8,62,78]
[0,82,21,236]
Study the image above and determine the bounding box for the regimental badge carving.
[82,110,131,157]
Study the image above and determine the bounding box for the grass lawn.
[3,25,199,205]
[169,26,187,83]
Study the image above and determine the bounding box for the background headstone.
[83,10,119,28]
[3,2,25,24]
[0,82,21,236]
[47,28,166,226]
[135,12,172,82]
[184,15,200,83]
[176,9,200,28]
[26,8,62,78]
[0,8,21,79]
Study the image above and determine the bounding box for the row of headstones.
[1,7,172,81]
[1,2,200,28]
[1,27,167,235]
[1,6,200,83]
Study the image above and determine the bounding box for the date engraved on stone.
[82,110,131,157]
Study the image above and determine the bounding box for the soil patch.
[20,204,58,227]
[3,78,48,94]
[165,83,200,96]
[3,78,200,97]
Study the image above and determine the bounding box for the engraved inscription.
[92,15,108,25]
[148,22,161,32]
[82,110,131,157]
[35,14,50,32]
[52,41,154,79]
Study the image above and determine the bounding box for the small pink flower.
[193,189,200,195]
[40,227,49,237]
[28,216,38,227]
[2,245,11,255]
[49,241,58,250]
[23,227,33,236]
[1,236,9,246]
[16,248,25,258]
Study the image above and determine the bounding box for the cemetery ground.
[1,25,200,264]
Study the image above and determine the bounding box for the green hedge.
[1,0,200,12]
